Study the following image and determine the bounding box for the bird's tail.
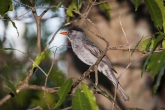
[115,82,129,101]
[100,66,129,101]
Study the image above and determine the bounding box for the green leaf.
[162,39,165,49]
[132,0,142,11]
[152,66,165,94]
[146,50,165,77]
[72,89,90,110]
[155,1,165,33]
[32,51,46,69]
[9,0,13,11]
[140,38,153,51]
[99,3,111,19]
[81,83,98,110]
[144,0,163,29]
[4,16,19,37]
[0,0,10,16]
[131,36,144,56]
[0,74,16,94]
[66,0,82,17]
[151,34,165,52]
[96,85,114,102]
[53,78,73,109]
[141,55,151,77]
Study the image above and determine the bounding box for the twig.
[61,106,72,110]
[118,53,149,79]
[95,91,121,110]
[119,11,131,60]
[27,106,43,110]
[43,51,56,110]
[0,84,58,106]
[13,0,32,8]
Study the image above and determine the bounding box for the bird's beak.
[60,32,68,35]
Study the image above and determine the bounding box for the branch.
[0,84,57,106]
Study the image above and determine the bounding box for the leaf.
[32,51,46,69]
[53,78,73,109]
[146,50,165,77]
[0,74,16,94]
[72,89,90,110]
[81,83,98,110]
[131,36,144,56]
[152,66,165,94]
[99,3,111,19]
[141,55,151,77]
[144,0,163,29]
[9,0,13,11]
[66,0,82,17]
[132,0,142,11]
[162,39,165,49]
[140,38,153,51]
[96,85,114,102]
[155,1,165,33]
[4,16,19,37]
[0,0,10,16]
[151,34,165,52]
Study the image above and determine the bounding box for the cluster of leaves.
[133,0,165,94]
[66,0,110,20]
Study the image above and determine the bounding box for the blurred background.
[0,0,165,109]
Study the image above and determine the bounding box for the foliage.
[133,0,165,94]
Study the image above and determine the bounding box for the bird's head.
[60,26,85,41]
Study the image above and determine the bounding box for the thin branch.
[0,84,58,106]
[118,53,149,79]
[43,51,56,110]
[13,0,32,8]
[95,91,121,110]
[31,7,41,55]
[119,11,131,60]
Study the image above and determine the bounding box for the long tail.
[98,64,129,101]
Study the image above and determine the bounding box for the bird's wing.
[83,40,117,73]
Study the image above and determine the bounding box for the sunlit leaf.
[132,0,142,11]
[72,89,90,110]
[32,51,46,69]
[81,83,98,110]
[53,78,73,109]
[162,39,165,49]
[140,38,153,51]
[9,0,13,11]
[144,0,163,29]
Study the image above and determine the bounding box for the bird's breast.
[71,44,97,65]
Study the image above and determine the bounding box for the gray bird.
[60,26,129,101]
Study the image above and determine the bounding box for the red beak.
[60,32,68,35]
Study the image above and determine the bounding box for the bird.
[60,26,129,101]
